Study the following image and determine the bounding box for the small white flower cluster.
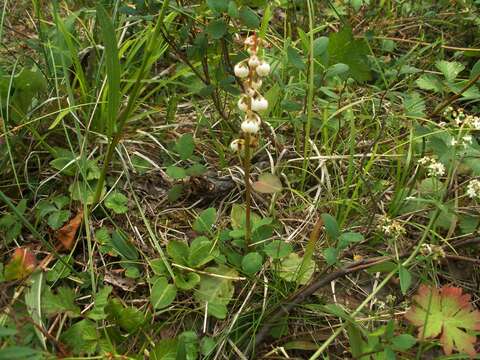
[449,134,473,148]
[444,106,480,129]
[466,179,480,199]
[377,215,406,238]
[418,156,446,177]
[231,34,270,152]
[420,243,445,262]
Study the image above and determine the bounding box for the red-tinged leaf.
[252,173,283,194]
[55,211,83,251]
[4,248,37,280]
[405,284,480,358]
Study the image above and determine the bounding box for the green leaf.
[252,173,283,194]
[110,230,139,260]
[46,256,73,282]
[337,232,364,250]
[188,236,216,268]
[186,163,207,177]
[321,213,340,240]
[150,277,176,309]
[327,27,371,82]
[230,204,261,230]
[416,74,443,92]
[391,334,416,351]
[207,0,228,13]
[323,247,338,266]
[174,272,201,290]
[60,319,98,355]
[227,1,239,18]
[4,247,36,281]
[104,192,128,214]
[87,286,112,320]
[166,166,187,180]
[239,6,259,28]
[435,60,465,82]
[264,240,293,259]
[167,240,189,265]
[151,339,178,360]
[168,184,184,202]
[313,36,329,57]
[194,265,238,319]
[470,59,480,79]
[287,45,305,70]
[192,208,216,233]
[97,4,121,137]
[0,347,40,359]
[177,331,198,360]
[43,287,80,318]
[47,210,71,230]
[174,134,195,160]
[206,19,228,39]
[241,252,263,274]
[106,298,145,333]
[398,266,411,295]
[278,253,315,285]
[325,63,349,78]
[404,91,426,117]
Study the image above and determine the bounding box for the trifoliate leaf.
[43,287,80,318]
[60,319,98,355]
[435,60,465,82]
[405,285,480,357]
[416,74,443,92]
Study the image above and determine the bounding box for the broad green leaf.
[168,184,184,202]
[252,173,283,193]
[206,19,228,39]
[110,230,139,260]
[207,0,228,13]
[313,36,329,57]
[435,60,465,82]
[327,27,371,82]
[186,163,207,177]
[416,74,443,92]
[398,266,412,295]
[167,240,189,265]
[391,334,416,351]
[60,319,98,355]
[278,253,314,285]
[177,331,198,360]
[241,252,263,275]
[47,210,70,230]
[151,339,178,360]
[239,6,259,28]
[106,298,145,333]
[87,286,112,320]
[287,45,305,70]
[403,91,426,117]
[104,192,128,214]
[264,240,293,259]
[188,236,216,268]
[174,134,195,160]
[323,247,338,266]
[0,347,40,359]
[194,265,238,319]
[150,277,176,309]
[470,59,480,79]
[325,63,349,78]
[230,204,261,230]
[321,213,340,240]
[192,208,216,233]
[174,272,200,290]
[337,232,364,250]
[166,166,187,180]
[43,287,80,318]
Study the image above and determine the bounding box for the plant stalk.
[244,133,252,251]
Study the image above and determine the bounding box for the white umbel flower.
[234,63,249,78]
[427,161,445,177]
[251,96,268,112]
[248,55,260,68]
[241,119,260,134]
[256,61,270,77]
[237,96,249,112]
[466,179,480,199]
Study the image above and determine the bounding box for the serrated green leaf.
[104,192,128,214]
[166,166,187,180]
[416,74,443,92]
[60,319,98,355]
[435,60,465,82]
[404,91,426,117]
[87,286,112,320]
[43,287,80,318]
[174,134,195,160]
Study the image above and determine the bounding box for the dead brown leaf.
[55,211,83,251]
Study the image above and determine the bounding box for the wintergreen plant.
[230,33,270,250]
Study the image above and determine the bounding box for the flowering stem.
[244,133,252,251]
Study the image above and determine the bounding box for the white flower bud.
[241,119,260,134]
[230,139,243,152]
[251,96,268,112]
[234,63,249,78]
[256,61,270,77]
[248,55,260,68]
[251,79,262,90]
[237,96,249,112]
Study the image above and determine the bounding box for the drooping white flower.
[230,139,243,152]
[248,55,260,68]
[234,63,249,78]
[237,96,249,112]
[241,119,260,134]
[251,79,262,90]
[256,61,270,77]
[251,96,268,112]
[245,85,255,97]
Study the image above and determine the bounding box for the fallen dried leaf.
[55,211,83,251]
[4,247,37,280]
